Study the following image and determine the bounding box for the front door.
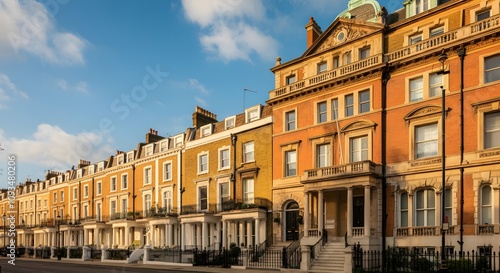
[285,201,299,241]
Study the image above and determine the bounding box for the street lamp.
[57,214,61,260]
[437,49,449,273]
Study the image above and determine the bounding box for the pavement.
[13,257,301,273]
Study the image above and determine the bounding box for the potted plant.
[296,214,303,225]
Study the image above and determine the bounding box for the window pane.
[477,10,491,21]
[285,150,297,176]
[345,95,354,117]
[484,112,500,148]
[401,193,408,210]
[359,90,370,113]
[286,75,296,85]
[286,111,295,131]
[482,186,492,205]
[429,73,442,97]
[333,57,339,69]
[350,136,368,162]
[360,47,370,60]
[318,102,327,123]
[430,27,444,37]
[415,123,438,159]
[318,62,327,73]
[410,77,424,101]
[427,209,435,226]
[316,144,330,168]
[331,99,339,120]
[485,54,500,83]
[401,211,408,227]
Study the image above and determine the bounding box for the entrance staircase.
[309,242,346,273]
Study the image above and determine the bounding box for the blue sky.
[0,0,398,187]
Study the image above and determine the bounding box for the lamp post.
[57,214,61,260]
[438,49,449,273]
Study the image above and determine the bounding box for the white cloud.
[0,124,114,172]
[57,79,89,94]
[0,72,29,109]
[182,0,277,62]
[0,0,87,65]
[194,96,207,106]
[188,78,208,94]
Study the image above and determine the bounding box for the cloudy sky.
[0,0,397,187]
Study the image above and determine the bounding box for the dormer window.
[65,173,69,181]
[126,151,134,163]
[117,154,124,165]
[76,169,82,179]
[200,124,212,137]
[225,116,236,129]
[145,144,153,156]
[51,178,56,185]
[88,165,94,175]
[174,134,184,147]
[97,162,105,172]
[160,140,169,152]
[58,175,63,183]
[245,105,261,123]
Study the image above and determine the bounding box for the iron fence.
[69,247,82,258]
[354,246,500,273]
[90,248,102,260]
[107,248,130,260]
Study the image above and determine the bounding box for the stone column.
[202,222,208,249]
[239,221,244,247]
[436,191,441,230]
[318,190,324,235]
[222,220,227,249]
[408,193,414,228]
[112,227,115,247]
[304,191,310,237]
[169,224,174,247]
[347,187,353,237]
[364,185,371,237]
[181,223,185,250]
[255,218,261,247]
[125,227,129,246]
[246,220,252,247]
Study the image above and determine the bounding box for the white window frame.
[317,101,327,123]
[97,161,105,172]
[484,53,500,84]
[173,134,184,147]
[359,90,370,114]
[126,151,134,163]
[198,152,209,174]
[245,105,261,123]
[225,116,236,129]
[480,185,492,224]
[145,144,154,156]
[349,135,368,163]
[160,140,169,152]
[409,76,424,102]
[73,187,78,200]
[121,197,128,214]
[200,124,212,137]
[218,147,230,171]
[400,192,409,227]
[285,110,296,131]
[345,94,354,117]
[84,185,89,198]
[359,46,370,60]
[317,61,327,74]
[242,178,255,204]
[197,181,209,211]
[430,26,444,37]
[414,123,439,159]
[217,177,230,211]
[96,181,102,196]
[316,143,331,168]
[163,161,173,181]
[88,165,94,175]
[117,154,124,165]
[111,176,117,192]
[121,174,128,190]
[53,192,57,204]
[162,188,173,213]
[110,199,117,217]
[77,169,82,179]
[332,98,339,120]
[243,141,255,163]
[143,191,152,215]
[484,111,500,149]
[144,167,152,185]
[414,188,436,227]
[60,191,64,202]
[285,150,297,177]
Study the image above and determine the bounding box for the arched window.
[415,188,435,227]
[400,192,408,227]
[481,185,492,224]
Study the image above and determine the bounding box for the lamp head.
[438,49,448,65]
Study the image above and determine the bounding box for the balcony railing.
[136,207,179,219]
[270,14,500,101]
[302,160,382,182]
[218,198,272,212]
[269,54,383,100]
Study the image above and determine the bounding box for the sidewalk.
[16,257,298,273]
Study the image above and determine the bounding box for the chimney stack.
[192,106,218,129]
[145,128,164,143]
[305,17,322,49]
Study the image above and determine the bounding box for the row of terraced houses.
[1,0,500,271]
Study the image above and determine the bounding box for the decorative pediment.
[404,105,451,124]
[304,18,384,56]
[341,119,377,133]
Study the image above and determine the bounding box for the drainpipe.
[231,134,238,206]
[381,62,391,271]
[132,165,136,219]
[457,45,466,256]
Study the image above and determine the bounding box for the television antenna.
[243,88,258,110]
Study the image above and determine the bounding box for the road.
[0,258,205,273]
